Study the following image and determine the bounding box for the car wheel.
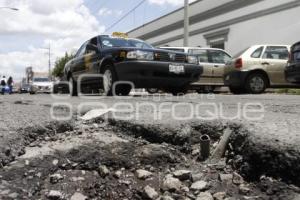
[229,86,245,95]
[117,85,132,96]
[245,73,267,94]
[69,76,78,96]
[146,88,159,94]
[103,65,118,96]
[169,87,188,96]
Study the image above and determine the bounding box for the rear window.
[251,46,264,58]
[293,52,300,61]
[292,43,300,51]
[262,46,289,60]
[292,44,300,62]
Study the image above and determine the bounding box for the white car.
[160,47,232,93]
[30,77,53,94]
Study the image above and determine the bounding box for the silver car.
[160,47,232,92]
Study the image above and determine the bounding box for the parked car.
[29,77,53,94]
[160,47,232,93]
[18,83,31,93]
[224,45,295,94]
[285,41,300,84]
[64,34,202,96]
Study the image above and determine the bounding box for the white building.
[128,0,300,55]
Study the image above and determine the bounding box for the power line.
[104,0,146,33]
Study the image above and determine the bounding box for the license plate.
[169,64,185,74]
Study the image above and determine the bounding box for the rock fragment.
[136,169,153,180]
[114,170,122,179]
[196,192,213,200]
[47,190,63,200]
[50,174,64,184]
[163,175,182,192]
[98,165,110,177]
[192,173,204,182]
[213,192,226,200]
[70,192,87,200]
[173,170,191,181]
[52,159,59,166]
[239,184,251,195]
[143,185,159,199]
[190,181,208,191]
[219,174,233,184]
[233,172,244,185]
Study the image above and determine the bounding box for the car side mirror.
[86,44,99,54]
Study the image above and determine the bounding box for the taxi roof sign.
[112,32,128,38]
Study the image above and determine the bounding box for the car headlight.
[187,55,198,64]
[127,50,154,60]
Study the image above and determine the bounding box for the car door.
[189,49,213,85]
[72,41,88,79]
[208,49,231,85]
[262,46,290,85]
[84,37,101,75]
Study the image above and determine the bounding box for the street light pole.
[0,7,19,11]
[183,0,189,47]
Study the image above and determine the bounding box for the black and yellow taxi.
[286,41,300,84]
[64,33,203,96]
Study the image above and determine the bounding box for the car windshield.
[33,78,49,82]
[101,38,153,49]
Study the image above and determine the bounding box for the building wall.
[128,0,300,55]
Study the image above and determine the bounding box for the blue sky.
[85,0,182,34]
[0,0,186,80]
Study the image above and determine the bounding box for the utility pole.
[183,0,189,46]
[41,44,52,80]
[43,44,51,80]
[48,43,51,80]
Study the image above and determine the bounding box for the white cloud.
[98,8,123,17]
[0,0,105,81]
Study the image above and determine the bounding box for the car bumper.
[31,86,52,93]
[224,70,249,87]
[114,61,203,88]
[285,64,300,83]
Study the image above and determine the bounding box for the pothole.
[229,129,300,187]
[0,120,74,168]
[1,117,300,200]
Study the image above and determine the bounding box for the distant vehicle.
[160,47,232,93]
[64,34,202,96]
[224,45,297,94]
[29,77,53,94]
[18,83,31,93]
[285,41,300,84]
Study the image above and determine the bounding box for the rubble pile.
[0,119,299,199]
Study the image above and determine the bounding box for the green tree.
[52,52,75,78]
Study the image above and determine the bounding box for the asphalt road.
[1,92,300,158]
[1,92,299,145]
